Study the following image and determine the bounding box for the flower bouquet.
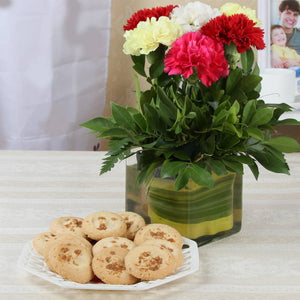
[81,2,300,246]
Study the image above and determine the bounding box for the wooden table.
[0,150,300,299]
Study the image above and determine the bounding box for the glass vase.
[125,156,242,247]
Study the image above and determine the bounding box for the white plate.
[18,237,199,290]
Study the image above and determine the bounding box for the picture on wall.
[270,0,300,71]
[257,0,300,104]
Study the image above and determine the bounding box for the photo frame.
[257,0,271,69]
[257,0,300,104]
[258,0,300,68]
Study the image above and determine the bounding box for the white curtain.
[0,0,111,150]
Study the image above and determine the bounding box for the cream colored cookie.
[125,244,175,281]
[32,232,57,257]
[118,212,146,240]
[82,211,127,240]
[134,224,183,248]
[44,233,92,259]
[92,246,139,285]
[92,237,134,256]
[46,240,94,284]
[50,217,85,237]
[142,239,183,270]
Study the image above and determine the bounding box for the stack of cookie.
[33,211,184,285]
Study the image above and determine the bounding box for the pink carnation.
[164,31,229,87]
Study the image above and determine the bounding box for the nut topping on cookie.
[50,217,86,238]
[106,262,126,272]
[97,224,107,230]
[83,211,127,240]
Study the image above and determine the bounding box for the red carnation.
[164,31,229,87]
[123,5,177,31]
[201,14,265,53]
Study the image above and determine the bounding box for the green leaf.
[147,44,167,64]
[131,55,146,77]
[248,161,259,180]
[111,102,135,130]
[157,86,177,117]
[100,155,118,175]
[80,117,114,132]
[208,160,228,175]
[222,159,244,174]
[161,160,187,178]
[107,138,131,155]
[253,63,260,76]
[276,118,300,126]
[157,72,172,87]
[149,61,164,78]
[272,103,293,120]
[189,164,214,188]
[174,168,190,191]
[224,122,242,137]
[100,148,130,175]
[140,90,154,111]
[213,110,228,127]
[227,100,240,124]
[240,74,262,92]
[143,104,164,132]
[172,150,191,161]
[98,128,129,138]
[249,149,290,174]
[201,135,215,155]
[241,48,254,74]
[247,127,264,140]
[242,100,256,124]
[226,68,242,94]
[218,135,241,150]
[142,140,160,149]
[264,137,300,153]
[249,108,274,127]
[132,113,147,131]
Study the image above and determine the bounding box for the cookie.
[44,233,92,256]
[125,244,175,281]
[142,239,183,270]
[118,212,146,240]
[32,232,57,257]
[92,246,139,285]
[92,237,134,256]
[82,211,127,240]
[134,224,183,248]
[49,217,85,237]
[46,240,94,284]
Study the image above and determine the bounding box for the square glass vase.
[125,157,242,247]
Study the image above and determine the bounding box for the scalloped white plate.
[18,237,199,290]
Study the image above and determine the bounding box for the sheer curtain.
[0,0,111,150]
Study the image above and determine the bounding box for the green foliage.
[81,46,300,190]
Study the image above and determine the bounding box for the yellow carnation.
[220,3,241,15]
[123,17,183,56]
[220,3,261,26]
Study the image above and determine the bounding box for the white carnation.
[170,1,221,33]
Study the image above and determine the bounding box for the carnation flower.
[201,14,265,53]
[164,31,229,87]
[220,2,240,15]
[170,1,221,32]
[220,3,261,26]
[123,17,183,56]
[123,5,177,31]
